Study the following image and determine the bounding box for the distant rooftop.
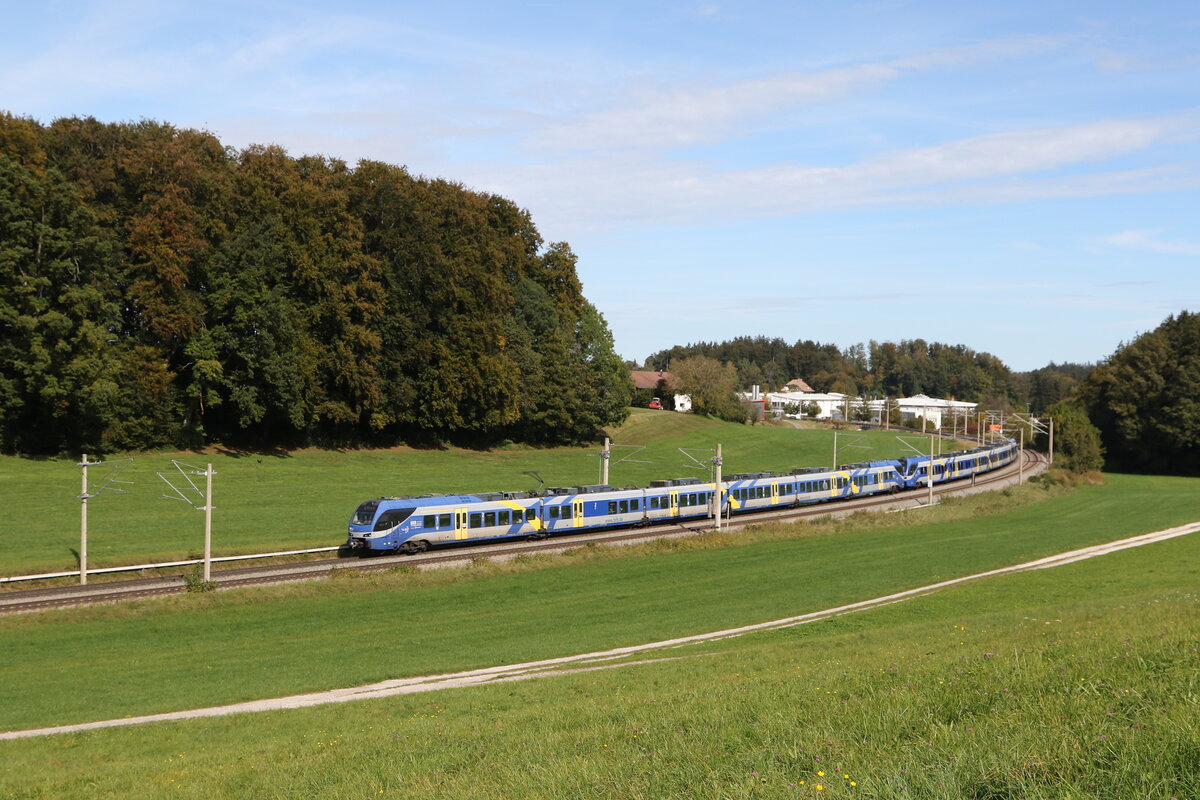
[630,370,673,390]
[783,378,815,392]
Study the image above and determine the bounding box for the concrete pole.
[884,398,889,431]
[204,463,213,583]
[928,434,935,507]
[1048,418,1055,465]
[714,443,723,531]
[1019,428,1025,485]
[80,454,88,586]
[600,437,610,485]
[833,430,838,469]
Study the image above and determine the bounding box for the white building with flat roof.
[894,394,976,428]
[755,391,976,427]
[758,391,848,420]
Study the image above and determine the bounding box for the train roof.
[648,477,703,488]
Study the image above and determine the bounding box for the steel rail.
[0,449,1046,614]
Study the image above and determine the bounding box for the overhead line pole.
[1019,429,1025,485]
[80,454,91,585]
[713,443,723,531]
[926,434,936,503]
[204,463,214,583]
[600,437,610,485]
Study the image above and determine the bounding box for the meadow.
[1,411,956,577]
[0,474,1195,798]
[1,472,1197,728]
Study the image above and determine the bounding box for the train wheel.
[400,541,418,555]
[416,540,430,553]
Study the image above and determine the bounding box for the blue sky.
[3,1,1198,371]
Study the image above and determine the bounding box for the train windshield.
[352,501,379,525]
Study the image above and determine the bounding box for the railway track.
[0,449,1047,614]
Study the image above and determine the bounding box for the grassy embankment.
[0,473,1196,798]
[1,410,957,577]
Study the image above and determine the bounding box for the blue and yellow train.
[345,438,1019,554]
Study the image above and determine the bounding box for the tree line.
[0,113,630,454]
[645,335,1064,411]
[647,314,1200,477]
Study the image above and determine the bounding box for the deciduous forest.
[0,114,630,454]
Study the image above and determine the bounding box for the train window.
[822,480,830,491]
[438,513,451,528]
[470,513,482,528]
[373,508,414,531]
[423,515,436,528]
[608,501,617,514]
[484,511,496,527]
[498,510,510,525]
[617,500,627,513]
[525,509,535,522]
[549,506,560,519]
[631,499,639,511]
[353,500,379,525]
[690,493,699,506]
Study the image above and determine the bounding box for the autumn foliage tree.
[0,113,628,453]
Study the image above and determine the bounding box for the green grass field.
[0,474,1196,798]
[1,411,960,576]
[1,472,1197,733]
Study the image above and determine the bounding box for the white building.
[753,390,976,428]
[759,391,849,420]
[894,394,977,428]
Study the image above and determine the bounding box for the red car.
[648,398,663,410]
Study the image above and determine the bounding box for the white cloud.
[1097,229,1200,255]
[532,35,1068,151]
[487,116,1196,234]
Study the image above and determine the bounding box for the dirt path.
[4,519,1197,741]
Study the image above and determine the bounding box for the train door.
[572,499,585,528]
[668,490,679,517]
[770,481,779,504]
[454,508,468,540]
